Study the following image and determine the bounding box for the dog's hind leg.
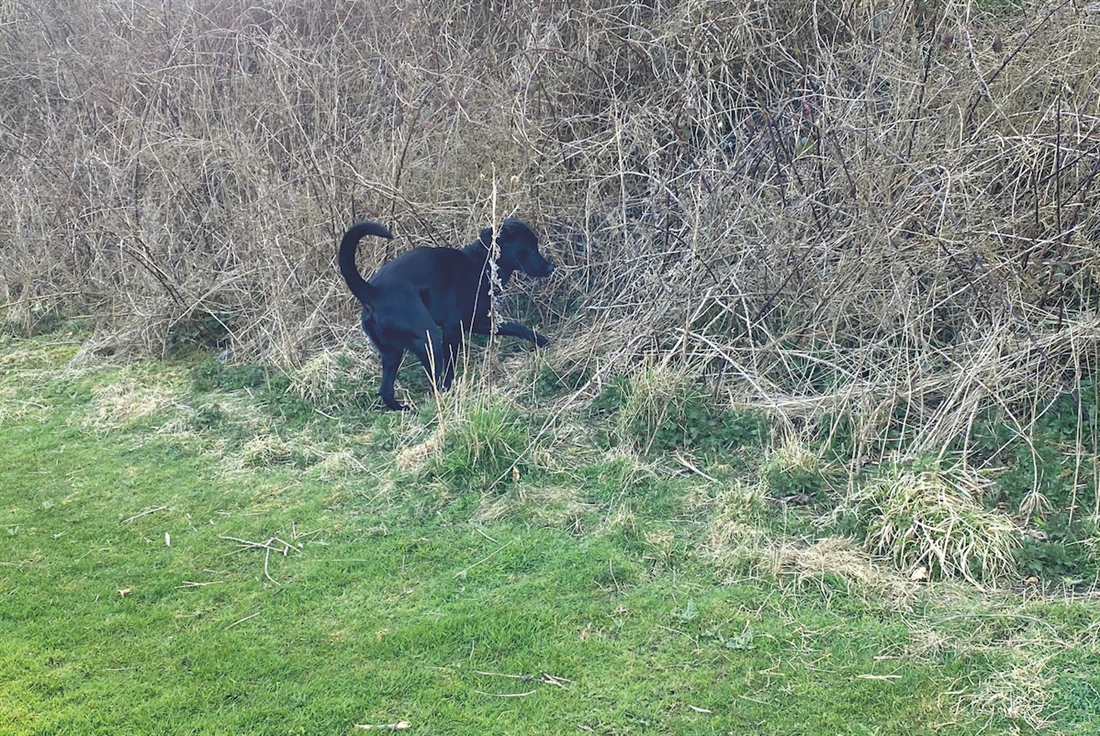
[440,324,464,389]
[409,326,447,396]
[377,347,407,411]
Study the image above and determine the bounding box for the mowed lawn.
[2,334,1097,735]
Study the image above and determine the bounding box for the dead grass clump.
[776,536,921,608]
[474,484,594,530]
[968,659,1056,732]
[0,340,79,372]
[704,481,775,577]
[601,504,642,542]
[603,363,754,453]
[395,425,447,473]
[309,450,369,481]
[0,386,47,424]
[841,464,1020,585]
[903,591,1076,731]
[288,348,377,407]
[83,378,180,431]
[611,365,691,453]
[0,342,78,422]
[393,382,546,490]
[779,537,884,589]
[238,433,319,470]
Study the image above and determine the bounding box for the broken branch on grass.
[220,535,299,585]
[474,689,538,698]
[10,399,47,409]
[474,527,499,543]
[474,670,572,689]
[290,521,323,542]
[225,611,261,629]
[453,539,514,579]
[121,506,169,524]
[673,452,718,483]
[220,535,298,553]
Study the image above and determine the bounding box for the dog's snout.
[520,249,555,278]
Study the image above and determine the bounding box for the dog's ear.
[500,218,534,243]
[479,226,494,246]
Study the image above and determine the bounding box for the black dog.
[338,218,554,410]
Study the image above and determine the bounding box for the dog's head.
[480,218,555,282]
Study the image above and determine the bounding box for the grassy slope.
[1,334,1097,735]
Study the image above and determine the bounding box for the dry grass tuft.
[0,340,84,421]
[289,348,377,406]
[841,464,1020,585]
[390,374,551,490]
[474,484,594,530]
[902,588,1081,731]
[395,425,447,473]
[969,658,1056,732]
[704,481,776,576]
[309,449,370,481]
[779,537,884,589]
[760,437,828,498]
[238,432,317,469]
[606,364,686,452]
[83,378,180,431]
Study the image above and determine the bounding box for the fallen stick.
[122,506,169,524]
[219,535,298,585]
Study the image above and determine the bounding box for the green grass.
[2,334,1097,734]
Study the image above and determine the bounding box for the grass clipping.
[842,465,1019,586]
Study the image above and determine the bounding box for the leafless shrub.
[1,0,1097,475]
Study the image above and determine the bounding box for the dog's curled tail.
[338,221,393,305]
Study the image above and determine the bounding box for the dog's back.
[367,247,480,327]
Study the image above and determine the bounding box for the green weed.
[592,368,768,454]
[530,358,589,399]
[761,438,829,501]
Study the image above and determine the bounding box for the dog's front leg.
[494,321,549,347]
